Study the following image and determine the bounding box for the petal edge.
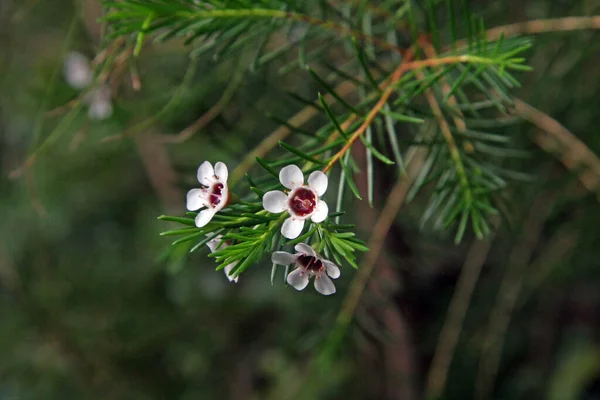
[197,161,214,186]
[314,274,336,295]
[281,217,304,239]
[272,251,295,265]
[308,171,328,196]
[195,209,215,227]
[294,243,315,257]
[186,188,208,211]
[263,191,288,213]
[214,162,228,183]
[310,200,329,223]
[280,165,304,189]
[287,268,309,291]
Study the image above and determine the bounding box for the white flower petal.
[294,243,316,257]
[308,171,328,196]
[195,209,215,227]
[214,162,228,183]
[205,235,224,252]
[224,263,239,283]
[262,191,288,213]
[281,217,304,239]
[323,260,340,279]
[272,251,295,265]
[197,161,215,186]
[186,188,208,211]
[279,164,304,189]
[64,52,92,89]
[310,200,328,223]
[286,268,309,291]
[314,274,336,295]
[88,99,113,120]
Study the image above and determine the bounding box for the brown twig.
[159,65,245,145]
[418,39,493,397]
[160,101,226,144]
[229,79,358,185]
[287,146,431,400]
[335,144,429,330]
[102,58,199,143]
[320,43,532,173]
[422,43,468,135]
[425,234,495,399]
[237,42,529,182]
[68,123,89,152]
[322,46,416,173]
[45,98,81,117]
[447,16,600,53]
[483,16,600,42]
[130,62,142,91]
[277,144,430,398]
[134,131,183,213]
[414,48,471,199]
[512,98,600,199]
[519,230,578,309]
[282,147,426,400]
[353,142,416,400]
[475,193,556,399]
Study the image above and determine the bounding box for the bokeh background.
[1,0,600,399]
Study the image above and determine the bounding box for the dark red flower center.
[209,183,224,208]
[297,254,323,273]
[288,187,317,217]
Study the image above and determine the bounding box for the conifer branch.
[417,65,472,207]
[316,145,430,373]
[230,80,358,185]
[322,43,528,174]
[104,2,406,54]
[323,46,417,173]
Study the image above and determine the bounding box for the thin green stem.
[117,7,406,54]
[173,9,287,20]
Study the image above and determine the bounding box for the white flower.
[186,161,230,228]
[64,52,93,89]
[272,243,340,295]
[206,235,238,283]
[262,165,329,239]
[63,51,113,121]
[86,85,113,120]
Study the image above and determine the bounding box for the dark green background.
[1,1,600,399]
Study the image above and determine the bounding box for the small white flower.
[63,51,113,121]
[206,235,238,283]
[262,165,329,239]
[86,85,113,120]
[186,161,230,228]
[64,52,93,90]
[272,243,340,295]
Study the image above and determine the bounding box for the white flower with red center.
[272,243,340,295]
[206,235,238,283]
[186,161,229,227]
[262,165,329,239]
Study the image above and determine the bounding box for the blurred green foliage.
[1,1,600,399]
